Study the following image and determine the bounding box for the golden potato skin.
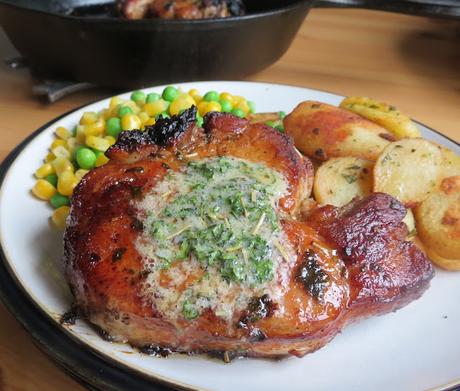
[340,97,421,139]
[313,157,373,207]
[284,101,394,162]
[373,138,443,207]
[415,176,460,260]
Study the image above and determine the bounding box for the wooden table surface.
[0,8,459,391]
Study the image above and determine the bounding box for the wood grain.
[0,8,459,391]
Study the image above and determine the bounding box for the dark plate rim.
[0,81,459,391]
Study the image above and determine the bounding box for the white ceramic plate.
[1,81,459,391]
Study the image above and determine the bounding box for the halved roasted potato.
[424,247,460,271]
[439,146,460,179]
[340,97,421,139]
[415,176,460,260]
[374,138,442,206]
[284,101,393,162]
[313,157,373,206]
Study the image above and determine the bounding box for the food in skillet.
[63,107,434,358]
[117,0,245,19]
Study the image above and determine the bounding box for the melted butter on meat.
[134,157,297,322]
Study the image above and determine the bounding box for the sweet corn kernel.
[143,100,168,117]
[75,125,86,144]
[95,154,109,167]
[55,126,71,140]
[32,179,56,200]
[198,101,209,116]
[86,135,111,152]
[169,95,195,116]
[104,135,116,146]
[99,108,109,119]
[219,92,234,104]
[138,111,150,125]
[235,100,250,116]
[45,153,56,163]
[109,96,125,109]
[192,94,202,105]
[232,95,245,106]
[66,137,78,153]
[188,88,199,96]
[84,118,105,136]
[35,163,54,179]
[52,145,71,160]
[51,139,66,150]
[51,206,70,230]
[52,157,74,176]
[121,114,142,131]
[79,111,99,125]
[58,171,78,196]
[109,103,122,118]
[207,101,222,113]
[144,118,156,126]
[75,169,89,181]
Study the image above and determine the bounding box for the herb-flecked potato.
[340,97,421,139]
[440,146,460,179]
[313,157,373,207]
[373,138,443,206]
[415,176,460,262]
[284,101,394,162]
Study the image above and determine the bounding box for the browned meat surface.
[118,0,245,20]
[64,108,434,358]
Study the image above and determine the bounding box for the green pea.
[203,91,219,102]
[92,149,104,158]
[279,111,286,119]
[275,125,285,133]
[130,90,145,104]
[265,121,275,127]
[45,174,58,187]
[106,117,122,138]
[232,108,245,118]
[146,92,161,103]
[118,106,133,117]
[220,99,233,113]
[248,101,256,114]
[162,86,179,102]
[76,147,96,170]
[50,193,70,209]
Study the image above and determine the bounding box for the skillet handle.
[312,0,460,18]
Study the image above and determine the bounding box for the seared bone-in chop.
[117,0,245,20]
[64,108,433,358]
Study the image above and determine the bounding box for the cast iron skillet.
[0,0,459,89]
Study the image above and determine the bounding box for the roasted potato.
[415,176,460,260]
[284,101,394,162]
[439,146,460,179]
[403,208,416,238]
[424,247,460,271]
[374,138,442,206]
[340,97,421,139]
[313,157,373,206]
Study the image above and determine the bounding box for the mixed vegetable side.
[31,87,286,229]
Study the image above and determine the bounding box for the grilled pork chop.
[64,108,434,358]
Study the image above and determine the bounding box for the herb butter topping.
[135,156,294,322]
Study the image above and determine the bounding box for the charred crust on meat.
[161,162,171,170]
[237,294,276,329]
[125,166,144,174]
[112,247,127,262]
[89,253,101,264]
[131,218,144,232]
[139,344,173,357]
[296,250,330,300]
[111,129,151,153]
[146,106,197,147]
[60,305,79,325]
